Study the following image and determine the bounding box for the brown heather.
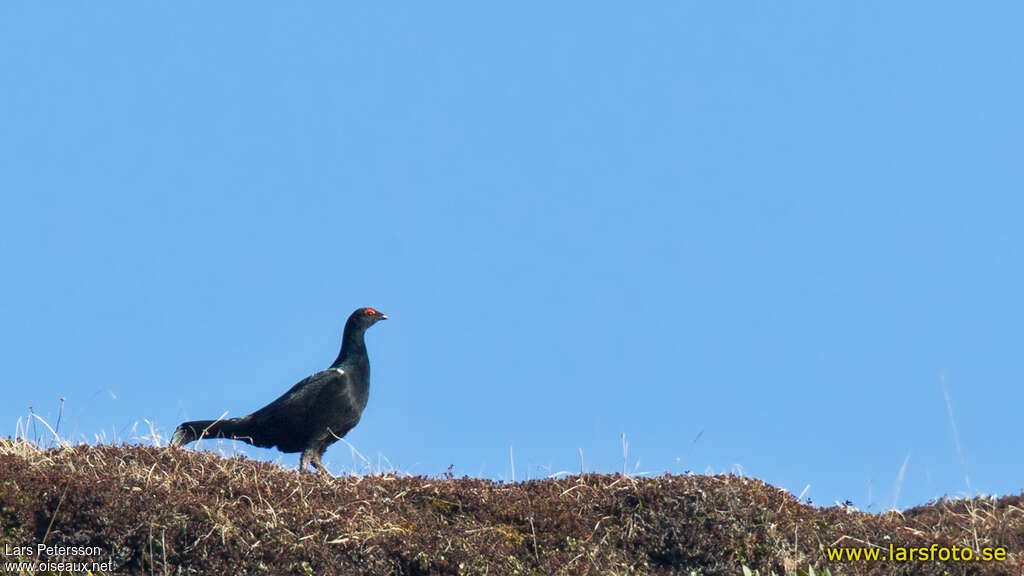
[0,438,1021,575]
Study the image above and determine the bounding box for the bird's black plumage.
[170,307,387,473]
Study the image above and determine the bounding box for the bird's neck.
[332,327,368,368]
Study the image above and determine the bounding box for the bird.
[170,307,387,474]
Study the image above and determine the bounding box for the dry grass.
[0,438,1021,575]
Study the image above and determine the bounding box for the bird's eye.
[365,308,377,315]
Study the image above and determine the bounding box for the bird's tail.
[170,417,254,447]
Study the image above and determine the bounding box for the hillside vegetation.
[0,439,1020,575]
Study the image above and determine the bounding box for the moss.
[0,440,1020,575]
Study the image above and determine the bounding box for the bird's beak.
[379,314,388,320]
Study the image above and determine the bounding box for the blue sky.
[2,2,1022,510]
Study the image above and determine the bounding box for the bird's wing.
[239,368,360,452]
[250,368,348,419]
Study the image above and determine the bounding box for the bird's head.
[350,307,388,330]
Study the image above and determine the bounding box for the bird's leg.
[300,446,329,475]
[311,450,329,476]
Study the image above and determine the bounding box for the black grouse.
[170,307,387,473]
